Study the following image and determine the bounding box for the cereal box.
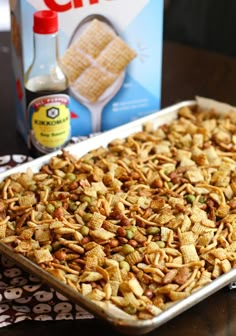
[10,0,163,142]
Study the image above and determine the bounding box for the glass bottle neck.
[33,32,58,65]
[24,30,68,92]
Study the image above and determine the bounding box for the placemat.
[0,142,95,327]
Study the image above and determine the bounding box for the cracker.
[73,66,117,102]
[60,46,91,84]
[97,36,137,74]
[75,19,115,58]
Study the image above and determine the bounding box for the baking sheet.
[1,98,236,335]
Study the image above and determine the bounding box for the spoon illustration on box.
[60,14,137,133]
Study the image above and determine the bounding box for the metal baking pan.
[1,98,236,335]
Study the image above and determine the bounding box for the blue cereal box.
[10,0,163,141]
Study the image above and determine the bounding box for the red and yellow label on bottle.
[27,92,70,155]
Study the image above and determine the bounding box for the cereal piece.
[197,270,212,286]
[197,231,214,247]
[161,227,172,242]
[191,222,209,235]
[190,205,208,223]
[85,255,98,270]
[60,46,91,84]
[171,256,183,265]
[123,292,140,308]
[181,215,192,232]
[34,249,53,264]
[201,218,216,228]
[73,66,117,103]
[102,220,118,233]
[210,248,228,260]
[88,211,106,230]
[19,193,37,206]
[201,252,215,265]
[125,250,143,266]
[34,224,50,242]
[178,231,195,246]
[75,19,115,58]
[110,296,126,307]
[221,259,231,273]
[85,245,106,262]
[145,304,162,316]
[180,244,199,264]
[185,167,204,183]
[106,265,122,282]
[97,36,137,74]
[145,242,160,254]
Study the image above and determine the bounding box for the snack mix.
[1,105,236,320]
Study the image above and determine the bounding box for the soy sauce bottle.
[24,10,70,157]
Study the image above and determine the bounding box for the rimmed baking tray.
[1,98,236,335]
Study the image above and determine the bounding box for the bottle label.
[27,92,70,154]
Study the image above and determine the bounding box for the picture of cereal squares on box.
[60,18,137,103]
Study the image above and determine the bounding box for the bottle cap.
[33,10,58,34]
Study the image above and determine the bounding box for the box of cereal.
[10,0,163,147]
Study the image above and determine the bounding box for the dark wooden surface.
[1,31,236,335]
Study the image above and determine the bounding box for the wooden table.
[1,31,236,336]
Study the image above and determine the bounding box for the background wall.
[164,0,236,58]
